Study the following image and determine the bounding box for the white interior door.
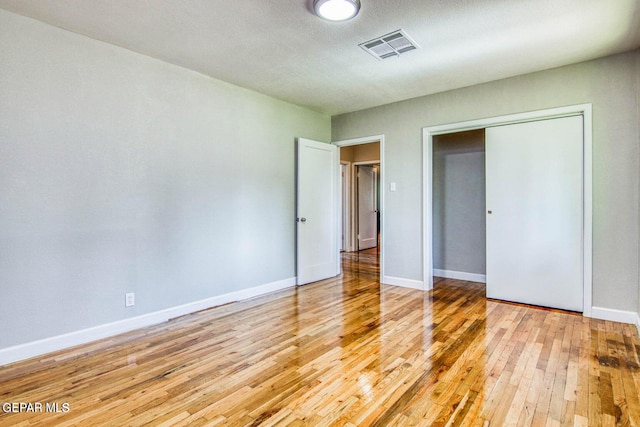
[357,165,377,250]
[296,138,340,285]
[485,116,583,311]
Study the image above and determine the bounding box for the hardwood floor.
[1,250,640,426]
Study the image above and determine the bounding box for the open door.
[357,165,378,250]
[296,138,340,285]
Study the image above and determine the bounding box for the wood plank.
[0,250,639,425]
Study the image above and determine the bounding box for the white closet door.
[485,116,583,311]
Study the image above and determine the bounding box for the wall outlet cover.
[125,293,135,307]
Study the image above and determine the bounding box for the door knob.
[298,217,307,223]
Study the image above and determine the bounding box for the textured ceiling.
[1,0,639,115]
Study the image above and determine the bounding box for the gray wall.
[0,10,330,348]
[333,49,640,313]
[433,130,485,275]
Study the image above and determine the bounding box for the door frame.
[334,135,385,283]
[422,104,593,317]
[340,161,352,251]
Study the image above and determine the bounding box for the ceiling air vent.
[359,30,419,60]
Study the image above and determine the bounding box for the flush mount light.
[313,0,361,21]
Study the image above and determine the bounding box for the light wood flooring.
[1,249,640,426]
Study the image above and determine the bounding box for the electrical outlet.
[125,292,135,307]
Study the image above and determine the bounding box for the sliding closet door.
[485,116,583,311]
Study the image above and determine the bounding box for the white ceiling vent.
[359,30,419,60]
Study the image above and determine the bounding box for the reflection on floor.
[1,252,639,425]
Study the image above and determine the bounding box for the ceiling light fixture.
[313,0,361,21]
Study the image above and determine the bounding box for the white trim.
[423,104,593,316]
[591,307,639,326]
[333,135,385,283]
[582,105,593,317]
[382,275,425,290]
[0,277,295,366]
[340,161,352,252]
[424,105,591,135]
[636,313,640,335]
[334,134,384,147]
[352,160,380,166]
[433,269,486,283]
[423,131,434,290]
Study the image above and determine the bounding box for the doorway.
[423,105,593,316]
[334,135,385,283]
[432,129,486,283]
[355,163,380,251]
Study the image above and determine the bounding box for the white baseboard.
[433,269,486,283]
[0,277,295,367]
[590,306,639,326]
[636,313,640,335]
[382,275,424,290]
